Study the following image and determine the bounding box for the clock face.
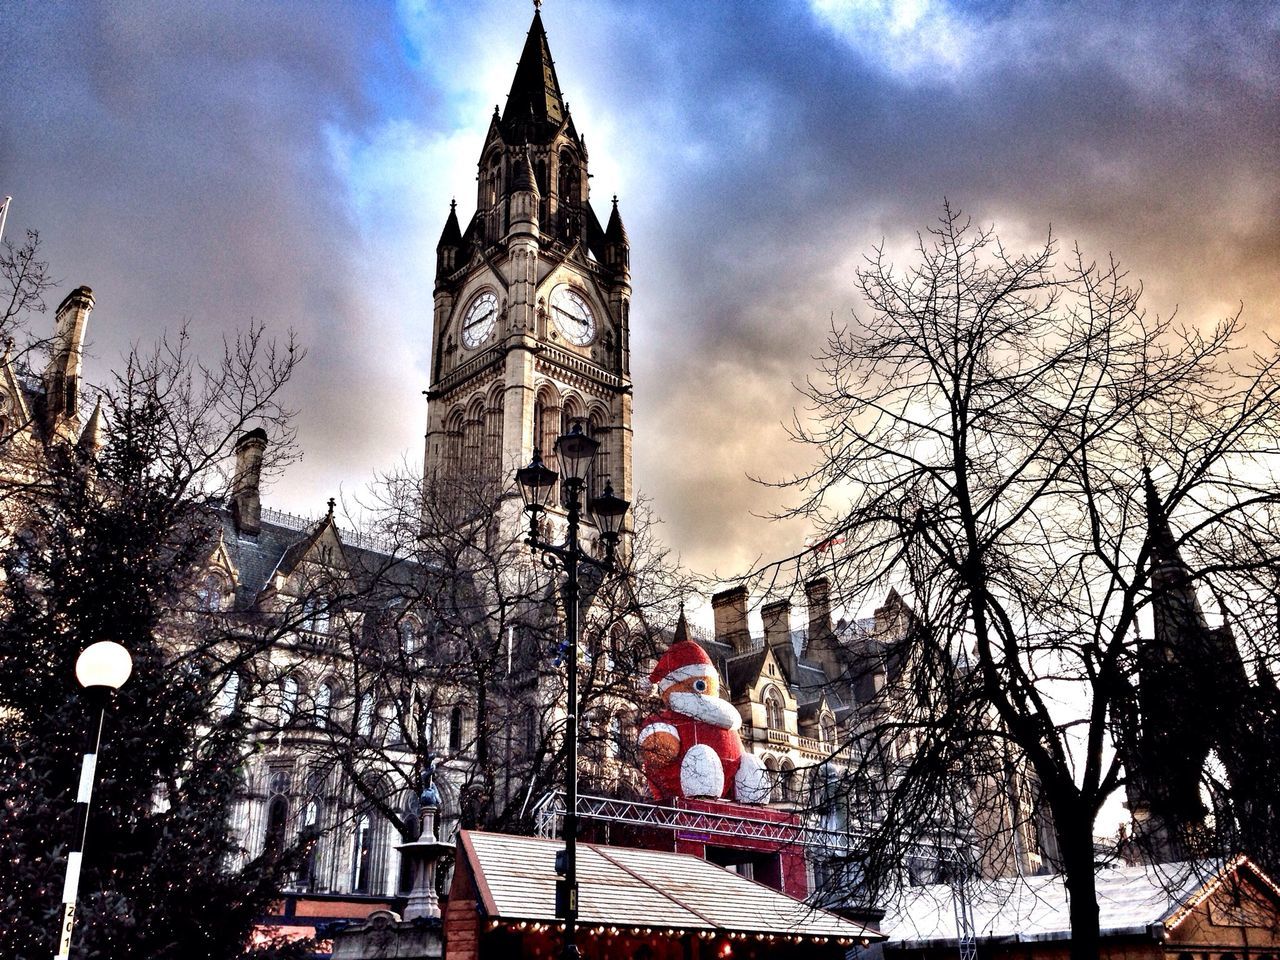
[461,291,498,348]
[550,287,596,346]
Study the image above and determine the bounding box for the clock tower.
[424,8,633,516]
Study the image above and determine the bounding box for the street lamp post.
[516,424,629,960]
[56,640,133,960]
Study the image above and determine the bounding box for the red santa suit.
[639,629,767,803]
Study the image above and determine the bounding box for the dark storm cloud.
[3,0,1277,585]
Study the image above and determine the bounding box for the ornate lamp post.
[515,424,628,960]
[56,640,133,960]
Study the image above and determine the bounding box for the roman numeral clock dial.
[461,290,497,348]
[549,286,596,346]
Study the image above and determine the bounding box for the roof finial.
[612,194,618,206]
[449,197,456,211]
[326,497,336,518]
[533,0,541,9]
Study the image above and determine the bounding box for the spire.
[673,602,688,643]
[1142,467,1208,640]
[76,395,105,456]
[511,149,539,196]
[604,195,627,245]
[501,9,566,142]
[437,200,462,249]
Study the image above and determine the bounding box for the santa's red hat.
[650,611,718,691]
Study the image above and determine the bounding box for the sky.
[3,0,1279,612]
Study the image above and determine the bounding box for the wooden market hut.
[445,830,883,960]
[880,855,1280,960]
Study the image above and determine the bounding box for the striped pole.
[54,705,106,960]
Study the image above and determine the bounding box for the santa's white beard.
[668,692,742,731]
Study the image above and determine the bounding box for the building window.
[607,715,623,760]
[265,795,289,854]
[448,705,464,752]
[398,618,421,655]
[279,675,299,724]
[356,695,374,739]
[352,814,374,893]
[781,760,797,803]
[301,596,330,635]
[764,687,785,730]
[313,681,334,728]
[214,672,240,717]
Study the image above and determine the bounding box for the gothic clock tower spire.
[425,7,633,516]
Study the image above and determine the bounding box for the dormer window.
[764,687,785,731]
[198,573,229,612]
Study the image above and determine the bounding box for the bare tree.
[769,204,1280,958]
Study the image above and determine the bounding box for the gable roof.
[882,857,1280,949]
[459,829,880,943]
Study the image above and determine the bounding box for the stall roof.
[459,830,882,942]
[882,856,1280,949]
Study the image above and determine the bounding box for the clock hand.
[552,306,586,327]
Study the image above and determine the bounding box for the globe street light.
[56,641,133,960]
[515,423,628,960]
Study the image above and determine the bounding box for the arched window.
[448,705,464,752]
[484,387,504,478]
[313,681,334,727]
[301,596,329,635]
[198,573,228,611]
[534,387,561,488]
[781,760,797,803]
[265,795,289,854]
[351,814,374,893]
[356,695,374,739]
[383,702,403,746]
[215,672,240,717]
[298,794,322,890]
[606,715,623,760]
[277,675,300,724]
[764,756,781,803]
[764,687,785,730]
[821,715,837,745]
[398,618,420,656]
[444,407,465,477]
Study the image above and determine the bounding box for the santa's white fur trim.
[658,663,717,692]
[668,691,742,731]
[680,743,725,799]
[638,722,678,743]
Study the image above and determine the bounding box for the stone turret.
[713,585,752,653]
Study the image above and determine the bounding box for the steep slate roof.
[500,10,568,143]
[881,857,1280,948]
[460,829,881,942]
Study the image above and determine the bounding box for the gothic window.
[764,687,785,731]
[215,672,241,717]
[464,396,485,476]
[780,760,797,803]
[356,695,374,739]
[198,572,228,611]
[524,705,537,754]
[313,681,334,728]
[484,387,504,478]
[448,704,464,752]
[588,410,610,500]
[351,814,375,893]
[383,701,404,747]
[298,794,323,890]
[821,715,837,745]
[534,386,562,499]
[301,596,330,635]
[398,617,421,656]
[764,755,781,803]
[265,795,289,855]
[278,674,300,725]
[606,715,622,760]
[444,407,466,478]
[398,795,422,893]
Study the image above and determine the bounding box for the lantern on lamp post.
[56,640,133,960]
[515,423,629,960]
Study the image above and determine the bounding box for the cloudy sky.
[3,0,1278,597]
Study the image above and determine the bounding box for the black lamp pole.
[516,424,628,960]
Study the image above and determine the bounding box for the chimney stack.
[763,599,796,681]
[45,285,94,430]
[712,586,751,653]
[231,428,267,536]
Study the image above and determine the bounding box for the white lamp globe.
[75,641,133,690]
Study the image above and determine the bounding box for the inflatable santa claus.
[639,616,770,803]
